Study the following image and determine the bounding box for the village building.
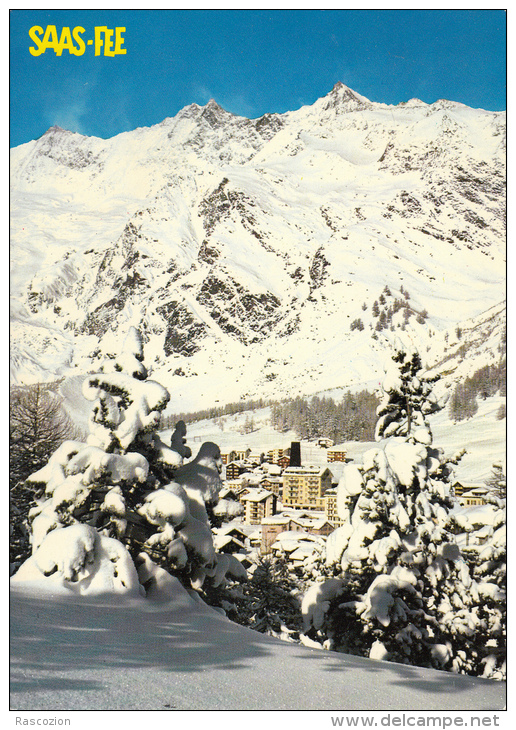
[270,532,325,567]
[218,483,242,501]
[282,465,332,510]
[263,462,282,477]
[220,448,252,465]
[221,525,249,542]
[260,515,305,554]
[317,437,334,448]
[225,461,247,480]
[240,488,277,525]
[326,444,348,463]
[259,476,283,498]
[260,511,334,554]
[324,487,345,527]
[302,517,334,537]
[213,533,247,554]
[231,553,254,571]
[213,524,250,545]
[248,529,262,550]
[452,481,486,499]
[458,486,490,507]
[266,448,287,465]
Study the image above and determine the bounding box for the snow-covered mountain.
[10,82,506,410]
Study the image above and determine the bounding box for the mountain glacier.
[10,82,506,411]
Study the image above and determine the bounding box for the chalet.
[306,518,334,537]
[225,461,247,480]
[266,527,329,567]
[248,529,262,549]
[216,525,249,543]
[260,512,334,553]
[261,515,305,554]
[218,485,240,502]
[327,444,347,463]
[232,553,253,571]
[277,455,290,469]
[260,477,283,498]
[264,463,282,477]
[452,481,486,499]
[213,534,247,554]
[459,486,490,507]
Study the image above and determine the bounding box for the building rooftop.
[283,466,330,475]
[261,515,296,526]
[240,488,275,503]
[213,534,246,551]
[461,489,489,498]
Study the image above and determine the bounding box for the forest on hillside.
[270,391,379,443]
[449,360,506,422]
[163,390,380,444]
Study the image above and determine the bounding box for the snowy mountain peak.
[205,98,224,110]
[39,125,81,145]
[200,98,236,126]
[399,98,429,108]
[44,125,67,136]
[10,83,506,410]
[323,81,373,110]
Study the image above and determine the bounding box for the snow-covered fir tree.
[450,484,506,680]
[485,463,506,499]
[11,327,247,598]
[302,346,506,680]
[202,556,304,643]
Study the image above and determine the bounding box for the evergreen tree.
[11,327,247,597]
[458,485,506,680]
[449,360,505,423]
[303,346,505,679]
[10,383,79,572]
[205,557,303,642]
[448,381,478,422]
[375,348,440,440]
[10,383,79,488]
[496,403,506,421]
[486,463,506,499]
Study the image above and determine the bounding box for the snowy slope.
[10,583,505,711]
[54,376,505,487]
[10,83,505,410]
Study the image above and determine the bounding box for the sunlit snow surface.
[57,374,505,486]
[10,583,505,711]
[10,87,505,406]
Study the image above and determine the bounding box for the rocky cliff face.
[10,83,506,409]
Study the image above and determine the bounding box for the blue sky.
[10,9,506,148]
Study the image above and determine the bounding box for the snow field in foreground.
[10,582,505,713]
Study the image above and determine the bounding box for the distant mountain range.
[10,82,506,411]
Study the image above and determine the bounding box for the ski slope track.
[10,584,505,711]
[10,83,506,410]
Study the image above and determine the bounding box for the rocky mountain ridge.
[10,83,506,411]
